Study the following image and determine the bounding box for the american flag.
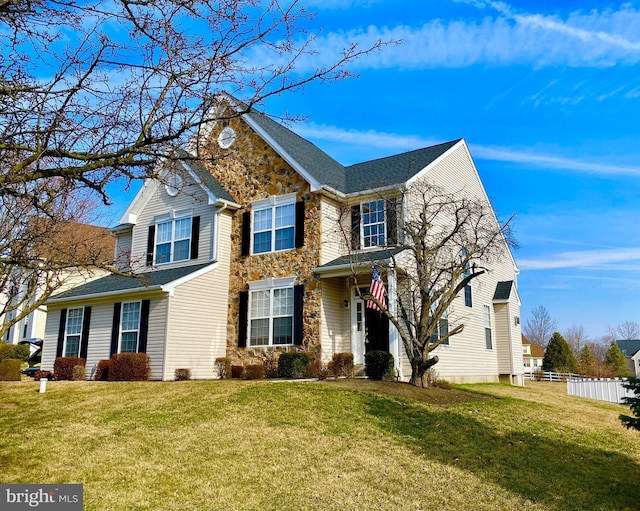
[367,266,387,311]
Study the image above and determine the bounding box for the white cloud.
[518,247,640,270]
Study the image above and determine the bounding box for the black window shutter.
[79,307,92,360]
[238,291,248,347]
[293,284,304,346]
[110,302,122,356]
[56,308,67,358]
[190,216,200,260]
[146,225,155,266]
[295,201,305,248]
[350,205,361,250]
[138,300,150,353]
[386,198,398,246]
[241,211,251,256]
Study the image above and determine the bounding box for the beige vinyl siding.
[494,303,512,373]
[320,195,348,265]
[162,212,232,380]
[320,277,351,362]
[114,233,132,271]
[129,177,216,272]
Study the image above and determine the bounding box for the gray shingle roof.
[245,108,460,194]
[493,281,514,301]
[51,263,214,301]
[315,248,403,271]
[615,340,640,357]
[174,148,236,203]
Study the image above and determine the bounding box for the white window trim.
[483,304,493,350]
[360,198,386,249]
[248,277,296,347]
[119,301,142,353]
[64,306,84,358]
[154,209,193,265]
[251,193,297,255]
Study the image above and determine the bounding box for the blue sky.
[107,0,640,339]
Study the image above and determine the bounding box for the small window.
[64,307,84,357]
[253,200,295,254]
[483,305,493,350]
[120,301,141,352]
[155,217,191,264]
[361,199,386,248]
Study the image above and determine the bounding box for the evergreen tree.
[578,344,596,376]
[542,332,578,373]
[605,342,631,377]
[620,378,640,431]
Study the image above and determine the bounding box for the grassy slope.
[0,380,638,511]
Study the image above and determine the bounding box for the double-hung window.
[248,278,295,346]
[64,307,84,357]
[155,216,191,264]
[462,249,472,307]
[252,195,296,254]
[120,301,141,352]
[483,305,493,350]
[361,199,386,248]
[431,316,450,346]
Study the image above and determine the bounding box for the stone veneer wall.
[202,115,324,367]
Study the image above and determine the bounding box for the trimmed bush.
[109,353,151,381]
[243,364,265,380]
[433,379,453,389]
[364,351,394,381]
[0,358,21,381]
[277,352,310,379]
[71,365,86,381]
[306,359,330,380]
[214,357,231,379]
[94,360,110,381]
[328,352,354,379]
[231,365,244,379]
[262,353,279,378]
[0,343,29,362]
[54,357,86,381]
[174,368,191,381]
[34,370,53,381]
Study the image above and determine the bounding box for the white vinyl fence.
[566,378,634,404]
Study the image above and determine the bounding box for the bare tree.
[1,0,384,333]
[608,321,640,340]
[340,181,514,388]
[563,324,590,354]
[523,305,557,347]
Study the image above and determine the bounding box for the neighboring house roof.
[244,108,461,195]
[528,344,545,358]
[492,281,514,302]
[521,334,530,345]
[615,340,640,357]
[48,263,215,303]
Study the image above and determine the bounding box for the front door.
[351,288,389,364]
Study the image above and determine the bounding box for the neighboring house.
[615,340,640,377]
[1,223,114,346]
[41,97,523,384]
[522,335,545,374]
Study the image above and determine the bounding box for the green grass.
[1,379,639,511]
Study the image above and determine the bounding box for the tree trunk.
[409,355,439,388]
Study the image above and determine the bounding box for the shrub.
[620,378,640,431]
[109,353,151,381]
[364,351,394,381]
[243,364,265,380]
[94,360,110,381]
[0,358,21,381]
[214,357,231,379]
[71,365,86,381]
[433,379,453,389]
[231,365,244,379]
[54,357,86,381]
[174,368,191,381]
[34,370,53,381]
[306,359,330,380]
[0,343,29,362]
[277,352,310,379]
[262,353,279,378]
[328,352,354,379]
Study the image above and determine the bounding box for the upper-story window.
[462,249,473,307]
[484,304,493,350]
[147,211,200,266]
[351,198,398,250]
[241,194,304,256]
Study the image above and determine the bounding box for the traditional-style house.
[41,98,523,383]
[522,335,545,375]
[615,340,640,377]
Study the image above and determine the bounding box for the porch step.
[354,364,366,377]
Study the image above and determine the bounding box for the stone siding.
[203,115,323,367]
